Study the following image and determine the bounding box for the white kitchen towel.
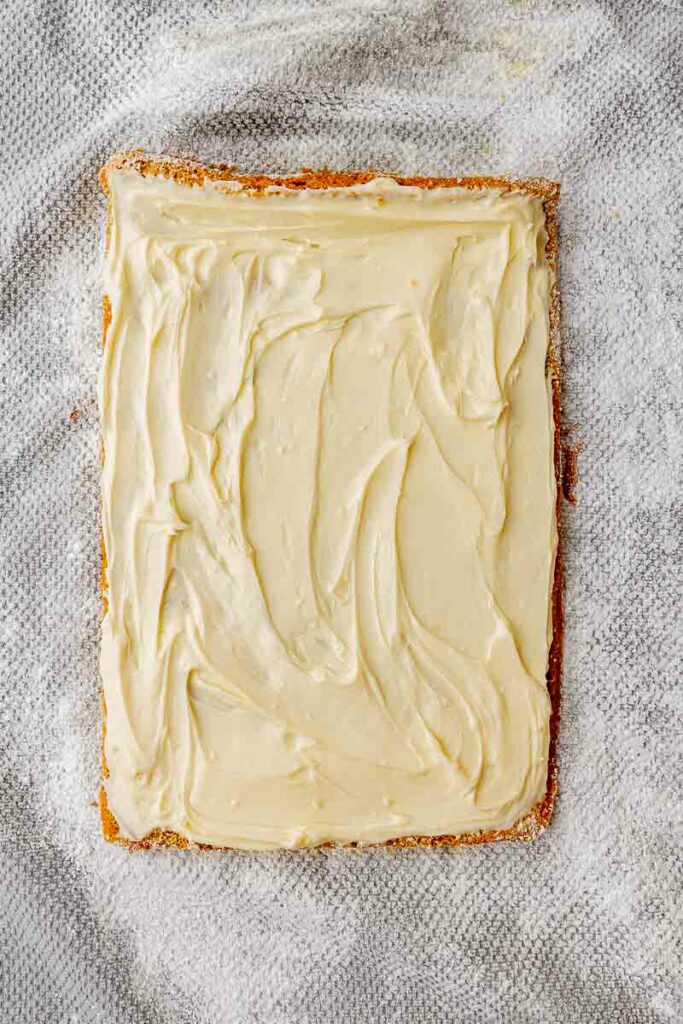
[0,1,681,1022]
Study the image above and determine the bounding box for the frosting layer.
[100,170,557,849]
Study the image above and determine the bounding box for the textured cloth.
[0,1,681,1021]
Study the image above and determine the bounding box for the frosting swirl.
[100,172,556,848]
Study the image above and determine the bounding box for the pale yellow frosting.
[100,169,557,849]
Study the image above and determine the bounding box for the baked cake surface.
[99,156,561,850]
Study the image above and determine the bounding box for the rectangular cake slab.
[99,157,561,850]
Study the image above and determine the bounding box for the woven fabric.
[1,1,681,1021]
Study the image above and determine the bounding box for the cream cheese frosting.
[100,169,557,849]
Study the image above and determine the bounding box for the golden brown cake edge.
[98,151,563,852]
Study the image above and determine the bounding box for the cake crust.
[98,151,562,851]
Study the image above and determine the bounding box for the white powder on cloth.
[0,1,681,1022]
